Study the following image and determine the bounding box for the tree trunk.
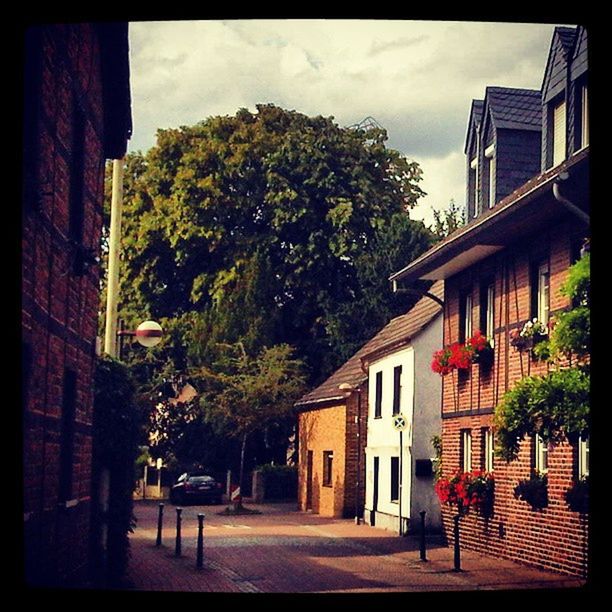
[237,432,248,509]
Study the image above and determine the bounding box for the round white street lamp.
[135,320,163,348]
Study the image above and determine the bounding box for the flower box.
[565,477,589,514]
[510,319,548,353]
[435,470,494,517]
[514,472,548,510]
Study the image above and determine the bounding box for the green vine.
[494,250,590,462]
[92,356,141,586]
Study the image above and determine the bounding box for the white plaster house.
[361,281,443,534]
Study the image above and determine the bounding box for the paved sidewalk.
[122,500,588,594]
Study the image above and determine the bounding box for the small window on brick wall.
[533,435,549,475]
[459,291,473,343]
[323,451,333,487]
[531,258,550,325]
[481,427,494,472]
[460,429,472,472]
[480,279,495,345]
[578,435,589,479]
[59,369,77,502]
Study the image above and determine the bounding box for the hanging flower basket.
[431,346,455,376]
[510,319,548,353]
[565,476,589,514]
[467,331,494,371]
[435,470,494,517]
[432,332,494,376]
[514,472,548,510]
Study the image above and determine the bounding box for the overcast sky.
[127,19,572,226]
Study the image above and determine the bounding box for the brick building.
[295,346,369,519]
[389,25,589,576]
[21,23,132,587]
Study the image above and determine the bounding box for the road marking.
[222,524,251,529]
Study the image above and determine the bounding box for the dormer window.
[470,156,479,217]
[552,99,567,167]
[580,84,589,149]
[484,144,496,208]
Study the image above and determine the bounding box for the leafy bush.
[257,463,297,500]
[494,368,590,462]
[92,356,140,585]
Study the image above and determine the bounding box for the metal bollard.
[196,513,205,569]
[156,503,164,546]
[419,510,428,562]
[453,514,461,571]
[175,507,183,557]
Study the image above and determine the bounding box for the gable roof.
[541,26,578,100]
[464,99,484,155]
[482,87,542,134]
[295,281,444,408]
[556,26,579,57]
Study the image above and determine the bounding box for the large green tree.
[113,104,433,385]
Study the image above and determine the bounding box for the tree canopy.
[113,104,434,385]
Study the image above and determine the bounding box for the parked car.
[169,472,224,505]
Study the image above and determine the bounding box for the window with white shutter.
[581,85,589,149]
[552,100,567,167]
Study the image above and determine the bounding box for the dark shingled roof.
[485,87,542,132]
[295,281,444,407]
[556,26,578,58]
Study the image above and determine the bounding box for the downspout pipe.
[553,171,590,225]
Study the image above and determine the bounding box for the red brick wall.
[297,404,348,517]
[22,24,109,587]
[438,221,588,577]
[297,387,368,519]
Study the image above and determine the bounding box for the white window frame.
[484,144,496,208]
[578,435,589,479]
[483,428,494,472]
[534,435,549,475]
[581,85,589,149]
[552,99,567,167]
[537,261,550,325]
[470,156,479,217]
[463,293,473,341]
[461,430,472,472]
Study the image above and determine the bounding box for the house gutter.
[389,150,588,285]
[553,172,590,224]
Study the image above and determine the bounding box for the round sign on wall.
[392,414,409,431]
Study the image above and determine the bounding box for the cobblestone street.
[121,501,587,594]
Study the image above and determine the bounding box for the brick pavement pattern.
[123,501,587,593]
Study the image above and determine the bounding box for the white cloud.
[127,19,572,221]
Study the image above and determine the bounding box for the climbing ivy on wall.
[494,251,590,462]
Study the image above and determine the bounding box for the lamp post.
[339,382,363,525]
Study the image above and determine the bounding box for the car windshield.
[188,476,215,484]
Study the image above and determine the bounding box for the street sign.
[230,485,241,502]
[392,414,408,431]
